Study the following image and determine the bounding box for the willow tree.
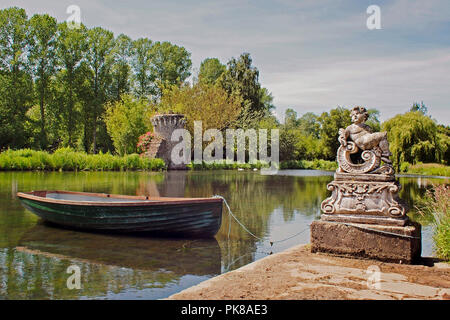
[382,111,444,169]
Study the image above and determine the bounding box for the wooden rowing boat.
[17,190,223,238]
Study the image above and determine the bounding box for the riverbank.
[1,149,448,177]
[167,244,450,300]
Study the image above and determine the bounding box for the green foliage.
[416,185,450,261]
[104,94,152,156]
[28,13,58,149]
[0,148,165,171]
[0,7,34,148]
[218,53,271,128]
[279,159,337,170]
[318,107,352,160]
[131,37,154,98]
[198,58,226,84]
[150,41,192,98]
[403,163,450,177]
[187,160,269,170]
[382,111,445,170]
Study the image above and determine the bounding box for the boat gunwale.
[17,190,223,207]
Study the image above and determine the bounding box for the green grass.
[0,148,166,171]
[416,184,450,262]
[400,162,450,177]
[187,159,338,171]
[187,160,270,170]
[279,159,338,171]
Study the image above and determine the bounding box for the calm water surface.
[0,170,447,299]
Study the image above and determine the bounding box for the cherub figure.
[338,106,392,164]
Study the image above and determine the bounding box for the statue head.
[350,106,369,124]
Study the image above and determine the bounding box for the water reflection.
[0,170,447,299]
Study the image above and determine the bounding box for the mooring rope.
[212,195,420,243]
[212,195,310,246]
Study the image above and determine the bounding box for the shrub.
[0,148,166,171]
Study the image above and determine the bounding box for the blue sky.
[2,0,450,124]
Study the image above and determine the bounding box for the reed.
[0,148,166,171]
[416,185,450,261]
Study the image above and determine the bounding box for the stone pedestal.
[311,172,421,264]
[310,220,421,264]
[147,114,187,170]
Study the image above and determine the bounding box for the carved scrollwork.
[320,181,407,218]
[337,141,381,174]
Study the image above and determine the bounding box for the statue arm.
[338,127,349,146]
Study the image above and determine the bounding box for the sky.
[2,0,450,124]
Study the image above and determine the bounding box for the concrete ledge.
[167,244,450,300]
[310,220,421,264]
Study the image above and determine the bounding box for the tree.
[28,13,58,149]
[366,108,381,132]
[150,41,192,98]
[104,94,152,156]
[298,112,320,138]
[85,27,115,153]
[218,53,269,128]
[0,7,34,149]
[382,111,445,169]
[111,34,132,101]
[410,101,427,115]
[131,37,154,99]
[198,58,225,84]
[284,108,298,128]
[158,82,242,135]
[54,22,88,148]
[318,107,351,160]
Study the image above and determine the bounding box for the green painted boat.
[17,190,223,238]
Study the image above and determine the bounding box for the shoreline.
[167,244,450,300]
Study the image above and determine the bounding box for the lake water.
[0,170,447,299]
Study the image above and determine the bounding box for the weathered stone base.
[310,220,421,264]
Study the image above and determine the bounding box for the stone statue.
[311,107,421,263]
[338,107,392,164]
[321,106,407,223]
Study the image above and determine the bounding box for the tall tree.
[131,38,154,99]
[218,53,268,128]
[54,22,88,148]
[28,13,58,149]
[318,107,351,160]
[111,34,132,101]
[85,27,115,153]
[0,7,33,148]
[150,41,192,98]
[198,58,225,84]
[382,111,444,169]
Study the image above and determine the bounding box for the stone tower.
[146,114,187,170]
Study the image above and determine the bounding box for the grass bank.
[0,148,166,171]
[187,159,338,171]
[400,162,450,177]
[416,184,450,262]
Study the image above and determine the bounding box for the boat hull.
[18,191,223,238]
